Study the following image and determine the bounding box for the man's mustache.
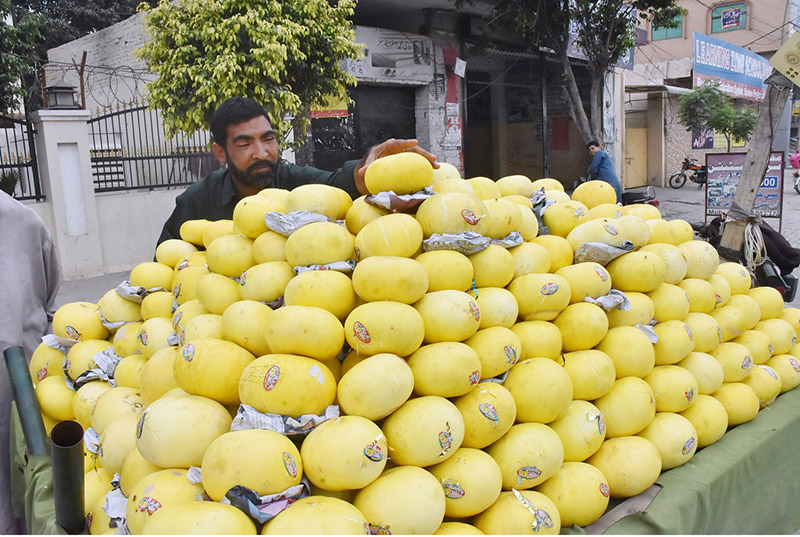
[247,160,274,174]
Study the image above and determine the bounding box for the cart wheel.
[668,172,687,189]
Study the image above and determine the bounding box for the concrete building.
[624,0,798,187]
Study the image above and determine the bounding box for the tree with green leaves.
[678,83,758,151]
[135,0,363,145]
[0,0,42,113]
[490,0,683,144]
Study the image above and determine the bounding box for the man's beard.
[227,155,277,188]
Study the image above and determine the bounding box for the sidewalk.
[55,177,800,309]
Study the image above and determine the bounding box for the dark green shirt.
[157,159,360,246]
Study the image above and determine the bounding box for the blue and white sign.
[693,32,772,101]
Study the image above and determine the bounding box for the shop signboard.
[693,32,772,101]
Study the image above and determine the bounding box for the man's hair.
[210,97,270,146]
[587,140,601,149]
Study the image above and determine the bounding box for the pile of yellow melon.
[31,154,800,535]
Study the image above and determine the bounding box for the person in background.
[789,148,800,178]
[587,140,622,204]
[156,96,438,246]
[0,190,61,533]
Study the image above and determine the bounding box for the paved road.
[56,174,800,309]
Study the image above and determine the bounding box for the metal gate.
[0,114,42,201]
[87,102,219,192]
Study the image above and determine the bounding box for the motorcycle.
[691,217,799,302]
[669,156,707,189]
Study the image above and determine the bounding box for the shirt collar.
[220,168,241,207]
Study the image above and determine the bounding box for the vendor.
[156,96,438,246]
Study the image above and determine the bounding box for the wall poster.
[705,152,784,228]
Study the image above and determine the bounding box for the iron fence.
[88,102,220,192]
[0,114,43,201]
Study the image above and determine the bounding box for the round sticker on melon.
[461,209,480,226]
[594,266,609,281]
[790,358,800,373]
[540,282,559,296]
[504,345,518,365]
[363,441,384,462]
[441,481,465,499]
[681,437,696,455]
[684,324,693,341]
[603,223,619,236]
[182,343,195,362]
[468,301,480,322]
[282,452,298,478]
[352,321,371,344]
[64,325,82,341]
[263,365,280,391]
[478,402,499,422]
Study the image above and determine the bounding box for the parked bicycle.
[668,156,708,189]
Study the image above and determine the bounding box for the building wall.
[638,0,788,63]
[46,13,150,112]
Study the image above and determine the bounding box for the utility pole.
[718,69,793,258]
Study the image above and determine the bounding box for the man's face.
[217,115,280,188]
[588,144,600,157]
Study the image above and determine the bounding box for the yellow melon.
[262,496,366,535]
[285,222,354,267]
[511,320,562,361]
[679,393,728,448]
[531,235,574,272]
[283,269,356,320]
[535,462,610,527]
[414,290,481,343]
[201,429,302,501]
[587,436,661,498]
[252,230,288,264]
[352,256,429,304]
[503,358,573,423]
[592,377,656,437]
[382,396,465,466]
[354,466,446,535]
[415,249,474,292]
[469,244,515,288]
[638,412,698,470]
[263,305,344,361]
[712,382,759,425]
[428,447,503,518]
[364,151,435,195]
[553,302,608,351]
[473,490,561,535]
[125,469,206,534]
[344,301,425,357]
[508,273,571,321]
[644,365,699,412]
[239,354,336,417]
[233,194,283,238]
[595,326,655,378]
[336,353,414,420]
[355,213,424,260]
[470,287,519,329]
[562,350,615,400]
[509,242,552,278]
[548,400,606,462]
[464,326,522,379]
[221,300,273,357]
[173,338,254,405]
[677,351,724,395]
[454,382,517,449]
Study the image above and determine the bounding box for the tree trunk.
[558,48,594,144]
[589,71,604,143]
